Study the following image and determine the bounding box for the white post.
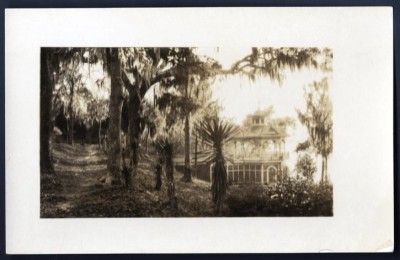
[234,141,237,160]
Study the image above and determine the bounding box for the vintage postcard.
[5,7,393,253]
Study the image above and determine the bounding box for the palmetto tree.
[153,135,177,210]
[196,116,238,214]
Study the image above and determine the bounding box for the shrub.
[225,178,333,216]
[226,184,267,216]
[295,153,317,180]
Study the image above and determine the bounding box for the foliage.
[154,48,221,121]
[297,78,333,157]
[52,53,83,118]
[226,178,333,216]
[195,117,238,162]
[229,47,332,84]
[297,78,333,183]
[139,101,158,138]
[119,47,221,102]
[156,91,199,124]
[87,99,109,125]
[191,101,222,136]
[295,153,317,180]
[51,48,110,126]
[295,140,311,152]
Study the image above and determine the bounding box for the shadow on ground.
[41,143,216,217]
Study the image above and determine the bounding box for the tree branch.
[121,69,134,89]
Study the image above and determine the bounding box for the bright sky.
[196,47,331,175]
[80,62,110,101]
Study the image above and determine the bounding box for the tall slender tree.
[180,52,220,182]
[297,78,333,184]
[40,48,56,175]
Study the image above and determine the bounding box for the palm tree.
[196,116,238,214]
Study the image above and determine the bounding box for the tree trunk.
[155,159,162,191]
[67,78,75,145]
[183,112,192,182]
[106,48,123,185]
[182,73,192,182]
[81,122,86,145]
[323,156,329,184]
[320,156,326,184]
[40,48,55,175]
[212,151,227,215]
[68,117,74,145]
[164,142,177,210]
[98,120,102,147]
[194,134,198,179]
[128,90,142,182]
[145,128,149,153]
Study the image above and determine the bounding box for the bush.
[225,178,333,216]
[225,184,267,216]
[295,153,317,180]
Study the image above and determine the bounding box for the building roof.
[252,109,273,117]
[233,108,288,141]
[233,123,286,140]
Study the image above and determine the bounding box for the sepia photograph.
[6,7,393,253]
[40,47,333,217]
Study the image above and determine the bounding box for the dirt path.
[41,143,108,216]
[41,143,215,217]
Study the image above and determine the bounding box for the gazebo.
[222,109,289,185]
